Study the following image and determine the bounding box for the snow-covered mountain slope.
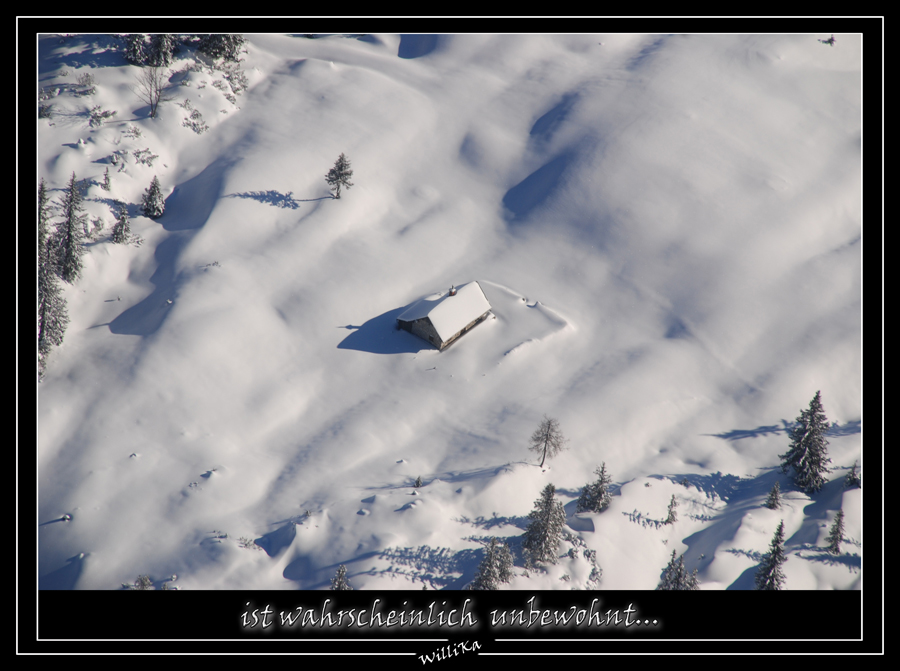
[37,33,861,591]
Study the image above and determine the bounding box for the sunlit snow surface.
[37,33,860,591]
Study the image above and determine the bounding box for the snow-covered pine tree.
[575,480,596,514]
[779,391,832,493]
[765,481,782,510]
[686,568,700,590]
[522,483,566,565]
[148,34,178,67]
[141,176,165,219]
[576,462,613,513]
[330,564,352,590]
[56,172,87,283]
[657,550,678,590]
[111,203,131,244]
[825,508,845,555]
[472,537,514,590]
[528,415,568,468]
[325,153,354,199]
[38,178,69,379]
[472,538,503,590]
[657,551,701,590]
[101,166,111,191]
[131,574,153,590]
[414,475,423,488]
[754,520,787,590]
[497,539,514,584]
[665,494,678,524]
[198,34,246,62]
[845,460,861,488]
[124,34,148,65]
[657,550,684,590]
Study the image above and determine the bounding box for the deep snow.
[37,33,861,593]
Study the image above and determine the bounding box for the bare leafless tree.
[132,66,175,118]
[528,415,568,468]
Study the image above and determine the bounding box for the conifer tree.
[56,172,87,283]
[686,567,700,590]
[101,166,111,191]
[845,460,861,489]
[825,508,845,555]
[131,574,153,590]
[472,538,502,590]
[330,564,352,590]
[198,34,246,62]
[656,550,699,590]
[528,415,568,468]
[522,483,566,566]
[141,175,165,219]
[779,391,832,493]
[497,540,514,584]
[38,178,69,379]
[111,203,131,244]
[657,550,682,590]
[754,520,787,590]
[665,494,678,524]
[148,34,178,67]
[576,462,613,513]
[765,481,782,510]
[325,153,354,199]
[124,34,148,65]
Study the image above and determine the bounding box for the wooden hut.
[397,281,492,351]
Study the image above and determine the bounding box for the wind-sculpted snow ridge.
[476,280,573,360]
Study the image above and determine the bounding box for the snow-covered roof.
[397,281,492,342]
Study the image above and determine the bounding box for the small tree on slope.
[529,415,568,469]
[576,462,613,513]
[142,176,165,219]
[779,391,832,493]
[38,178,69,379]
[325,153,354,199]
[148,34,178,67]
[665,494,678,524]
[522,483,566,566]
[825,508,845,555]
[331,564,352,590]
[198,34,246,62]
[124,34,148,65]
[765,481,782,510]
[56,172,87,283]
[472,537,514,590]
[845,460,861,489]
[656,550,700,590]
[111,203,131,244]
[755,520,787,590]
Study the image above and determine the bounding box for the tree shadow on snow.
[455,513,530,532]
[225,190,304,209]
[40,34,125,74]
[705,418,860,441]
[376,545,481,589]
